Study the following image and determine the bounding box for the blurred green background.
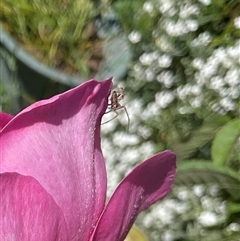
[1,0,240,240]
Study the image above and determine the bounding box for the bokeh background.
[1,0,240,240]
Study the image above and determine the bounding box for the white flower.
[186,19,199,31]
[234,16,240,29]
[192,58,204,69]
[198,211,218,226]
[155,91,175,108]
[140,52,158,65]
[198,0,211,6]
[143,1,154,13]
[193,185,205,197]
[128,31,142,43]
[159,1,174,14]
[158,54,173,68]
[191,32,212,46]
[179,4,199,18]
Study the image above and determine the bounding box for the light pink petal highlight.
[92,150,176,241]
[0,173,68,240]
[0,78,112,241]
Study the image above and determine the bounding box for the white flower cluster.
[131,0,240,115]
[103,3,239,198]
[191,40,240,114]
[102,1,239,240]
[136,185,227,241]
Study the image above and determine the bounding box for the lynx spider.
[102,87,130,129]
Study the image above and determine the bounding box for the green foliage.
[0,0,96,76]
[173,115,230,160]
[114,0,152,36]
[176,117,240,200]
[212,118,240,166]
[173,119,240,240]
[176,160,240,200]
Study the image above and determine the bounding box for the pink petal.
[0,78,112,240]
[91,150,176,241]
[0,173,68,240]
[0,112,13,130]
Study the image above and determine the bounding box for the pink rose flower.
[0,78,176,241]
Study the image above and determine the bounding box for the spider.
[101,87,130,129]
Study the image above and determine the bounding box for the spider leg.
[111,106,130,130]
[105,109,113,114]
[101,110,119,125]
[121,106,130,130]
[101,105,130,130]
